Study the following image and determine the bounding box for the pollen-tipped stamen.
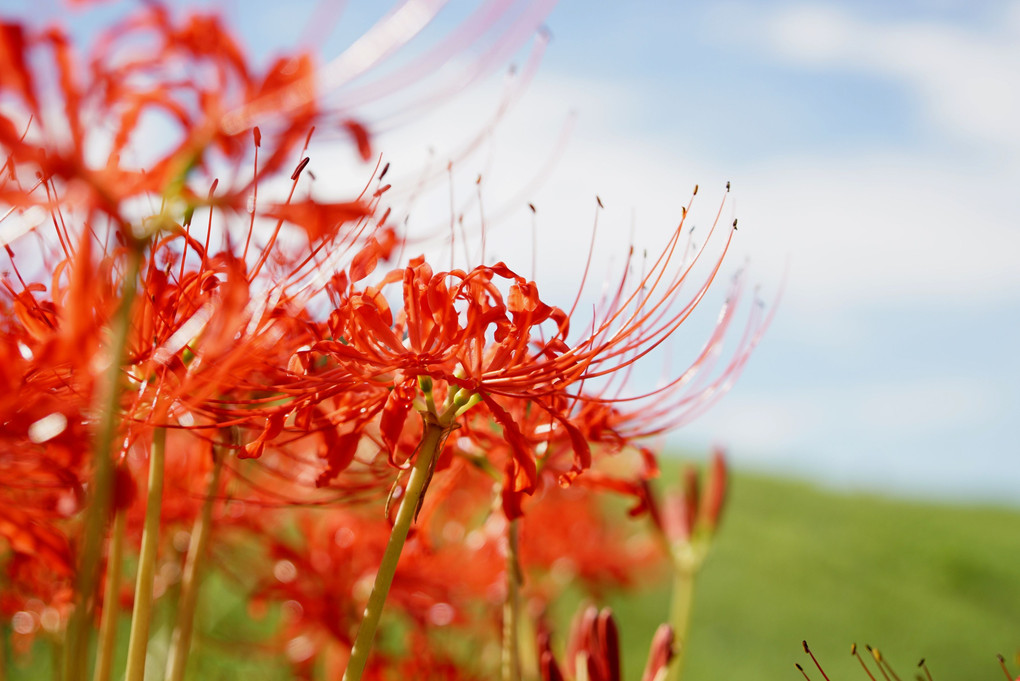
[866,645,896,681]
[802,641,831,681]
[997,653,1012,681]
[852,643,878,681]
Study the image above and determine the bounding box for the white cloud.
[731,151,1020,310]
[853,377,998,432]
[676,376,1004,474]
[743,2,1020,151]
[359,79,1020,314]
[305,6,1020,331]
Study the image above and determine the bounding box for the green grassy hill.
[609,470,1020,680]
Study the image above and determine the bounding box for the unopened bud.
[699,448,728,533]
[641,624,676,681]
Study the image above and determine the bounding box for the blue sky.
[24,0,1020,504]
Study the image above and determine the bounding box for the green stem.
[93,508,127,681]
[124,425,167,681]
[63,244,142,681]
[342,422,445,681]
[665,561,697,681]
[501,519,522,681]
[0,624,7,681]
[164,445,225,681]
[51,639,62,681]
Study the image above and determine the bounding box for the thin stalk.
[0,624,7,681]
[665,562,696,681]
[63,244,142,680]
[501,519,522,681]
[164,445,225,681]
[124,425,168,681]
[93,508,127,681]
[51,640,62,681]
[342,422,445,681]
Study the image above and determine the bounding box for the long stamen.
[803,640,831,681]
[852,643,878,681]
[997,654,1012,681]
[918,658,934,681]
[867,645,893,681]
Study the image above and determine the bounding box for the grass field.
[608,469,1020,681]
[6,469,1019,680]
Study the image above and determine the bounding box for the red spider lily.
[288,184,766,519]
[288,256,574,509]
[0,4,369,241]
[0,290,89,626]
[538,605,675,681]
[2,113,388,470]
[0,159,387,664]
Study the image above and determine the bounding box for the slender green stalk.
[93,508,127,681]
[164,445,225,681]
[51,639,62,681]
[342,422,445,681]
[501,519,522,681]
[0,624,7,681]
[665,562,697,681]
[124,425,168,681]
[63,244,142,680]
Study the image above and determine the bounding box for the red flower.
[290,185,767,518]
[0,4,370,243]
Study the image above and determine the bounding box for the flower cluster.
[0,3,767,680]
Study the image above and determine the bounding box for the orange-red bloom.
[284,184,767,518]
